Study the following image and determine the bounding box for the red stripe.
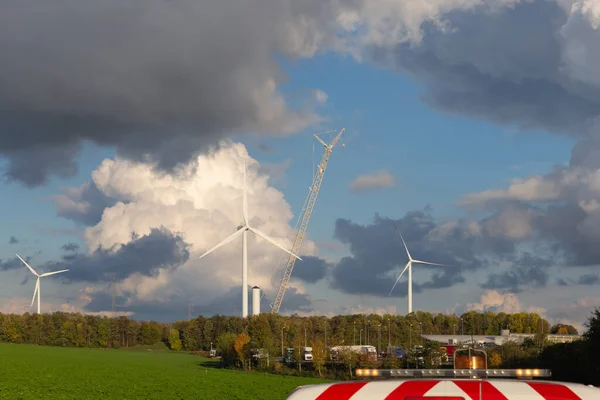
[405,398,463,400]
[453,381,509,400]
[315,382,368,400]
[527,382,582,400]
[384,380,440,399]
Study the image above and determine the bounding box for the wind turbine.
[16,254,69,314]
[198,162,302,318]
[387,222,449,314]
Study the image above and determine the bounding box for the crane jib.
[271,128,345,314]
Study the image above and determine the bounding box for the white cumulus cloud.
[57,141,319,317]
[348,169,396,193]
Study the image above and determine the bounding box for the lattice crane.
[270,128,345,314]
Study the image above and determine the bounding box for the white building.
[421,329,581,346]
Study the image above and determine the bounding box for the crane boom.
[271,128,345,314]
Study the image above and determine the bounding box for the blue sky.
[1,0,600,330]
[252,52,574,244]
[0,51,577,314]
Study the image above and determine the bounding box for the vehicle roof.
[285,379,600,399]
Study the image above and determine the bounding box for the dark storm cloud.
[293,255,331,283]
[0,0,331,186]
[461,174,600,271]
[191,286,312,317]
[351,1,600,279]
[61,243,80,252]
[45,227,190,282]
[578,274,600,286]
[326,206,571,296]
[482,263,550,293]
[530,203,599,267]
[329,211,483,297]
[366,1,600,136]
[557,278,569,286]
[0,256,27,272]
[53,181,117,226]
[8,236,18,245]
[3,142,81,187]
[84,284,312,321]
[556,273,600,287]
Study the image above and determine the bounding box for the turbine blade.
[248,227,302,261]
[388,262,410,296]
[412,260,449,267]
[16,254,39,277]
[391,221,412,260]
[40,269,69,277]
[31,278,39,308]
[199,228,245,259]
[243,161,248,226]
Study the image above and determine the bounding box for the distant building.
[422,329,581,346]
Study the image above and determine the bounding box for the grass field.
[0,343,329,399]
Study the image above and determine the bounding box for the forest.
[0,308,598,385]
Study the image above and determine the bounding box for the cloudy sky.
[1,0,600,330]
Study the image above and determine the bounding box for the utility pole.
[281,326,285,357]
[304,327,307,347]
[378,324,381,354]
[111,276,117,317]
[108,273,117,349]
[353,322,356,345]
[388,320,391,348]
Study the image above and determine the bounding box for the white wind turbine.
[16,254,69,314]
[198,162,302,318]
[388,222,449,314]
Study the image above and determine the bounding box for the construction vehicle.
[285,346,600,399]
[270,128,345,314]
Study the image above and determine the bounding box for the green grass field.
[0,343,329,399]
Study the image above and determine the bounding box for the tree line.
[0,309,597,385]
[0,310,569,350]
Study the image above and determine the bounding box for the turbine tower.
[16,254,69,314]
[198,162,301,318]
[387,222,449,314]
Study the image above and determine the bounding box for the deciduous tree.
[234,332,250,370]
[168,328,182,351]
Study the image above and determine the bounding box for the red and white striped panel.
[286,379,600,400]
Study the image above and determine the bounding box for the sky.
[1,0,600,332]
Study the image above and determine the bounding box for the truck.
[381,345,405,359]
[303,346,313,361]
[283,347,313,363]
[283,347,296,364]
[329,345,377,362]
[285,346,600,399]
